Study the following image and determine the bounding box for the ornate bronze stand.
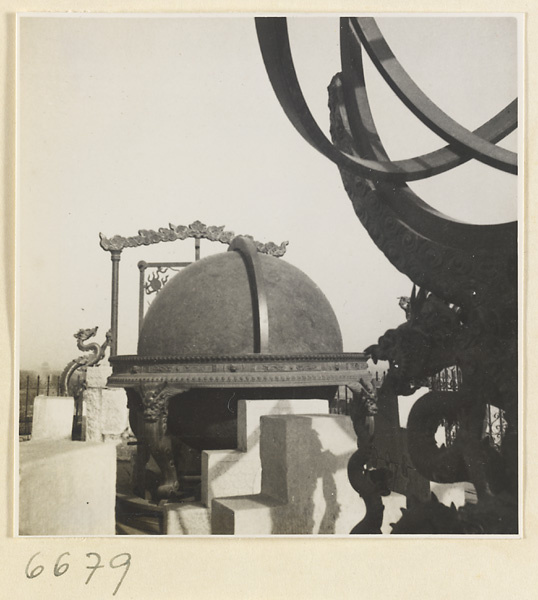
[256,16,518,533]
[107,234,371,502]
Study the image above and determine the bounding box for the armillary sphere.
[256,16,519,534]
[255,15,517,342]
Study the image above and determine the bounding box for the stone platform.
[211,413,361,534]
[31,395,74,441]
[19,439,116,536]
[163,399,329,535]
[83,364,129,442]
[212,413,406,535]
[164,406,406,535]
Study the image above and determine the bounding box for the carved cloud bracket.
[99,220,289,257]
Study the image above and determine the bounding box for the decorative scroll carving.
[144,268,171,295]
[111,352,367,364]
[100,220,289,257]
[107,353,369,390]
[131,382,180,425]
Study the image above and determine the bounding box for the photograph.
[16,13,520,539]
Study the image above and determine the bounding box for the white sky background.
[17,15,518,372]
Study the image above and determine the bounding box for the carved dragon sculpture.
[255,16,518,533]
[365,287,464,396]
[324,40,518,526]
[364,286,517,409]
[363,285,516,488]
[346,379,391,534]
[59,327,112,397]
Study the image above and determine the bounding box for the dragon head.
[365,287,463,395]
[74,326,98,341]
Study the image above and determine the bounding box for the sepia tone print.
[17,14,519,536]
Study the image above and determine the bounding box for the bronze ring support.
[340,18,517,179]
[350,17,517,174]
[228,235,270,353]
[255,17,517,183]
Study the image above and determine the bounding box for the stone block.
[212,414,365,535]
[211,495,280,536]
[19,440,116,535]
[211,412,408,535]
[202,449,260,507]
[165,399,330,535]
[31,396,74,441]
[163,502,211,535]
[82,388,102,442]
[237,399,329,452]
[85,364,113,388]
[202,399,329,508]
[83,387,128,442]
[101,389,129,434]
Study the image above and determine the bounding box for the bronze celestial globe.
[109,237,367,453]
[138,248,343,357]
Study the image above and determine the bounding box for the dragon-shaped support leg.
[346,379,392,534]
[129,383,183,501]
[407,391,502,493]
[397,386,517,533]
[361,286,517,532]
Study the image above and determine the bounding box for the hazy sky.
[17,15,518,371]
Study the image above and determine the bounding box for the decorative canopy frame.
[100,220,288,356]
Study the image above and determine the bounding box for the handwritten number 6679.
[25,552,131,595]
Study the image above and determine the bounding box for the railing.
[429,366,505,450]
[19,373,82,438]
[333,366,505,450]
[330,372,385,415]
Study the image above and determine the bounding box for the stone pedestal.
[202,399,329,506]
[83,364,129,442]
[211,413,407,535]
[163,399,329,534]
[31,396,74,441]
[19,440,116,535]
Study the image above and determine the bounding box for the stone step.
[116,522,155,536]
[212,413,407,535]
[212,413,364,535]
[115,493,163,535]
[163,399,330,534]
